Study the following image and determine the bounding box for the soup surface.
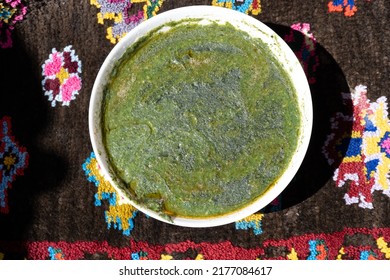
[102,20,301,218]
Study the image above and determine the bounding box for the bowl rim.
[89,5,313,228]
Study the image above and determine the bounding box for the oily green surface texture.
[103,21,301,218]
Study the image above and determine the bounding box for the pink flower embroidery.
[41,45,82,107]
[0,0,27,48]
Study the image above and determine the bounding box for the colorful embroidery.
[337,247,345,260]
[235,213,264,235]
[0,0,27,48]
[90,0,164,44]
[82,152,139,236]
[263,228,390,260]
[131,251,148,260]
[41,45,82,107]
[160,254,173,260]
[235,197,281,235]
[360,250,377,260]
[287,248,298,260]
[284,23,319,85]
[211,0,261,15]
[0,116,29,214]
[377,237,390,259]
[328,0,357,17]
[2,228,390,260]
[322,85,390,208]
[48,247,65,260]
[307,240,328,260]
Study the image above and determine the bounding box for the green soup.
[102,20,301,218]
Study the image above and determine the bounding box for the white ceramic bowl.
[89,5,312,227]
